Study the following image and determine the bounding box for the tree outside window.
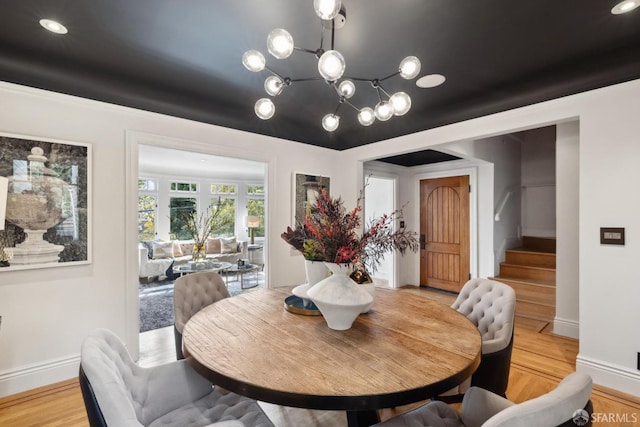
[211,197,235,236]
[247,199,265,237]
[170,197,197,240]
[138,195,156,241]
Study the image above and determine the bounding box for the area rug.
[139,272,264,333]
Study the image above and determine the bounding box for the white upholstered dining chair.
[438,278,516,402]
[79,328,274,427]
[173,271,230,359]
[373,372,593,427]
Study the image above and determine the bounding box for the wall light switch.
[600,227,625,245]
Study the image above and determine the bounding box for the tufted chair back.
[80,328,213,426]
[452,278,516,354]
[80,328,272,427]
[173,271,230,359]
[436,278,516,401]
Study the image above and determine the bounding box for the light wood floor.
[2,287,639,426]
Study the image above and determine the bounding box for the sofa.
[139,237,248,279]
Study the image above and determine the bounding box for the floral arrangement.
[176,198,230,260]
[281,184,419,274]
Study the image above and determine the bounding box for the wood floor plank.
[1,286,639,427]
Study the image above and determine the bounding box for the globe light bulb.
[358,107,375,126]
[322,113,340,131]
[242,50,266,72]
[399,56,421,80]
[264,76,284,96]
[338,80,356,98]
[314,0,342,20]
[374,101,394,121]
[390,92,411,116]
[318,50,346,81]
[254,98,275,120]
[267,29,294,59]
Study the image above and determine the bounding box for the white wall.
[343,78,640,396]
[554,121,580,339]
[521,126,556,237]
[0,81,340,397]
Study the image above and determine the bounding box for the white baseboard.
[576,354,640,396]
[553,316,579,339]
[0,354,80,398]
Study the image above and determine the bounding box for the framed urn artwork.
[0,132,92,271]
[293,172,330,225]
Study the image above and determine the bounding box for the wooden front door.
[420,175,470,293]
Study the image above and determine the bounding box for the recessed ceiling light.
[416,74,446,88]
[39,19,68,34]
[611,0,639,14]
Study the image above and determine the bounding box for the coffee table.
[175,261,232,276]
[225,263,260,289]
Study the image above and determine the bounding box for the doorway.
[419,175,470,293]
[364,175,397,288]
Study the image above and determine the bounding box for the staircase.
[490,236,556,321]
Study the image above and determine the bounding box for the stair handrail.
[494,191,512,222]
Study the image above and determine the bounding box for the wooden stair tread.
[508,248,556,255]
[491,276,556,287]
[500,263,555,272]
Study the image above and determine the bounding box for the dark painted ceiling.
[0,1,639,151]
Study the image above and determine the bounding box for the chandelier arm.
[264,65,285,80]
[319,20,326,50]
[377,83,392,99]
[330,19,335,50]
[294,46,318,55]
[289,77,326,83]
[379,71,401,81]
[342,98,361,112]
[346,77,374,83]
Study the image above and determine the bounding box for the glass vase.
[192,244,206,263]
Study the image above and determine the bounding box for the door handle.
[420,234,426,249]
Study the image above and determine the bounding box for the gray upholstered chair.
[174,271,230,359]
[79,328,274,427]
[373,372,593,427]
[440,278,516,401]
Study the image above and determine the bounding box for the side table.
[247,244,264,268]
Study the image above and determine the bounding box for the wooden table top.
[183,287,481,411]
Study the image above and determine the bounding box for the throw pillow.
[206,237,221,254]
[180,240,194,256]
[220,237,238,254]
[151,241,174,259]
[172,240,183,257]
[141,240,155,259]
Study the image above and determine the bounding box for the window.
[170,181,198,192]
[210,183,237,236]
[170,197,197,240]
[138,178,157,191]
[138,178,158,241]
[210,183,236,195]
[138,195,157,241]
[247,184,265,238]
[210,197,235,237]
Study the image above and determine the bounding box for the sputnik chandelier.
[241,0,422,132]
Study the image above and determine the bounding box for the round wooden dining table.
[183,287,481,427]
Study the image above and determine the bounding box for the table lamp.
[0,176,9,267]
[246,215,260,245]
